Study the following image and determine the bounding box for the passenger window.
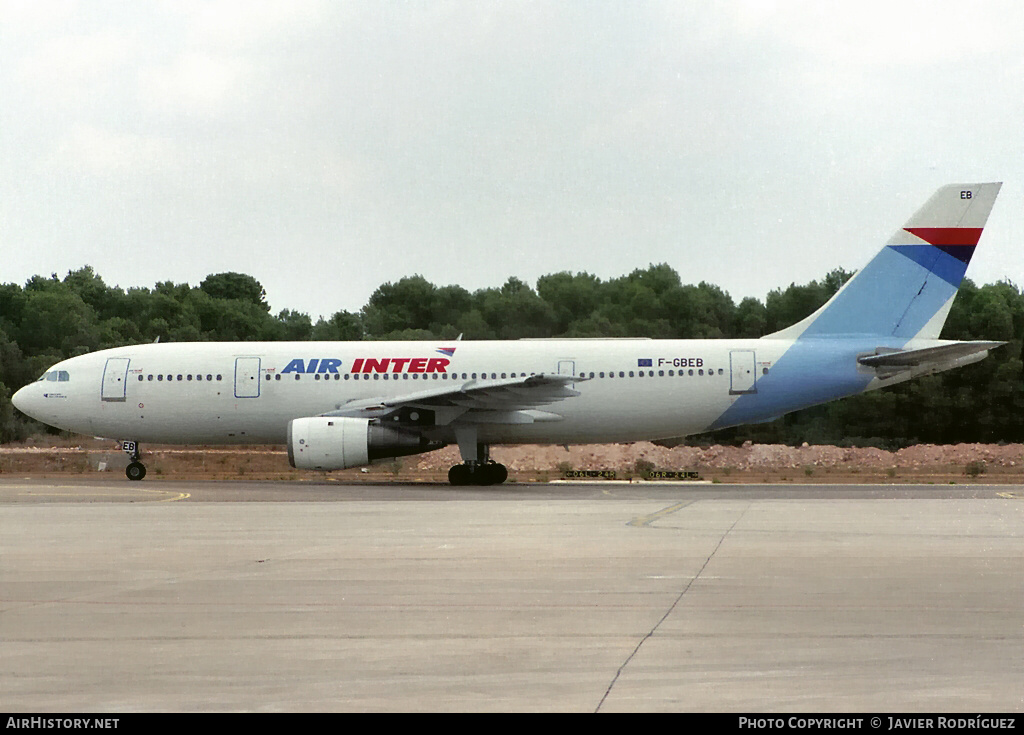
[148,375,154,381]
[208,375,214,381]
[138,375,144,381]
[158,375,163,381]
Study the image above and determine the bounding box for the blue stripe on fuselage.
[707,338,898,431]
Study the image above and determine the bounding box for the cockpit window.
[38,371,70,382]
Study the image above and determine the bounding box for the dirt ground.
[1,437,1021,484]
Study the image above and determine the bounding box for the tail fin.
[767,183,1002,340]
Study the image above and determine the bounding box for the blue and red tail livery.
[769,183,1001,341]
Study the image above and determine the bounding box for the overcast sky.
[2,1,1022,320]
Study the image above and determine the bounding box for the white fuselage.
[14,338,810,446]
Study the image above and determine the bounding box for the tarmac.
[1,478,1022,712]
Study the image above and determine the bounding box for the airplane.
[12,182,1005,485]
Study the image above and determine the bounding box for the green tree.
[312,311,364,341]
[199,273,270,312]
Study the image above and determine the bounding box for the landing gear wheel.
[448,464,472,486]
[126,461,147,481]
[447,461,508,486]
[480,462,508,485]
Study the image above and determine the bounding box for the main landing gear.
[448,427,508,486]
[122,440,147,481]
[448,460,508,486]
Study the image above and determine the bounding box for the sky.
[2,0,1022,321]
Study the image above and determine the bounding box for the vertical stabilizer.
[767,183,1001,340]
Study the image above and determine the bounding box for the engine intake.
[287,416,435,470]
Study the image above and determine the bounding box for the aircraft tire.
[484,463,508,485]
[126,462,147,481]
[448,464,471,486]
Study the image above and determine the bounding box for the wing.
[858,341,1005,377]
[322,373,586,426]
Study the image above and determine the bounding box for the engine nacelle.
[287,416,435,471]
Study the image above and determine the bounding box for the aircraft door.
[557,360,576,376]
[101,358,131,402]
[234,357,261,398]
[729,350,757,395]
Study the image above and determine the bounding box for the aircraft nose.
[11,384,39,419]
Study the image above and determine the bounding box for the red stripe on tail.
[904,227,983,246]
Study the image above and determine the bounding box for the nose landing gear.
[122,441,147,481]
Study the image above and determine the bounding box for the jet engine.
[287,416,436,471]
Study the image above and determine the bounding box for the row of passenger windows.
[139,374,223,382]
[262,368,732,381]
[134,367,762,384]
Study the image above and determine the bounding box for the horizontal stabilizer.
[858,341,1005,372]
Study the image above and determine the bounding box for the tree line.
[1,265,1022,446]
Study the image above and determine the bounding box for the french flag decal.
[437,347,457,357]
[638,358,652,367]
